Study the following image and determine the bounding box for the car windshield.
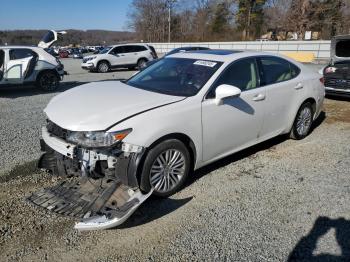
[127,58,223,97]
[99,47,111,54]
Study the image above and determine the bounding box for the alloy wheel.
[149,149,186,193]
[296,107,312,136]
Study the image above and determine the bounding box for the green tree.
[210,1,232,36]
[236,0,267,40]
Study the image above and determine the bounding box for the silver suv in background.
[0,30,66,91]
[81,44,157,73]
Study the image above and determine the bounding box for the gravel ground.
[1,60,350,261]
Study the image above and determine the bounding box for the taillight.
[320,77,325,85]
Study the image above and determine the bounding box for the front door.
[202,57,266,162]
[108,46,128,66]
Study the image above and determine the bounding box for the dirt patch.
[324,98,350,124]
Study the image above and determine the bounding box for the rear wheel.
[290,102,314,140]
[137,59,147,69]
[97,61,110,73]
[140,139,191,197]
[36,71,59,91]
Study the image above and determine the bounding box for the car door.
[201,57,266,162]
[257,56,301,140]
[4,48,33,84]
[123,45,141,65]
[108,46,128,66]
[0,49,5,82]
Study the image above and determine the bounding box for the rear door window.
[259,57,299,85]
[9,49,34,60]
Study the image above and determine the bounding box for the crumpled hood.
[45,81,184,131]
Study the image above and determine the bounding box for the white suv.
[0,30,66,91]
[81,44,157,73]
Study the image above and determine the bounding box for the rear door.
[124,45,147,64]
[0,49,4,82]
[257,56,302,140]
[4,48,34,84]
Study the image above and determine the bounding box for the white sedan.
[30,50,325,230]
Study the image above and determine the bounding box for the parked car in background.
[0,30,65,91]
[323,35,350,97]
[45,47,58,57]
[59,49,69,58]
[81,43,157,72]
[93,46,105,54]
[72,48,83,59]
[142,46,209,69]
[79,47,89,54]
[32,50,324,230]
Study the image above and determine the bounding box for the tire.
[97,61,110,73]
[36,71,59,91]
[290,102,314,140]
[137,59,147,69]
[140,139,191,197]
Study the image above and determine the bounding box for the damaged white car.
[28,50,325,230]
[0,30,66,91]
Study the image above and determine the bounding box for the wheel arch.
[137,57,149,64]
[287,97,317,134]
[135,133,197,187]
[36,69,60,82]
[97,59,111,66]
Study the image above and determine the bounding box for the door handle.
[252,94,265,101]
[295,83,303,90]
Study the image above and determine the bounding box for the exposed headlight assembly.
[66,129,132,148]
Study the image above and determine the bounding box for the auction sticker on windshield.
[194,60,217,67]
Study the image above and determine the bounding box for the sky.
[0,0,133,31]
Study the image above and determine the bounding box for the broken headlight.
[66,129,132,148]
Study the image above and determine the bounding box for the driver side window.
[110,46,124,55]
[208,58,259,98]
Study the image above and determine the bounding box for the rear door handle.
[295,83,303,90]
[252,94,265,101]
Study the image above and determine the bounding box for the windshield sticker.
[194,60,217,67]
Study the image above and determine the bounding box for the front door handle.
[295,83,303,90]
[253,94,265,101]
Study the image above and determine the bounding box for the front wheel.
[290,102,314,140]
[140,139,191,197]
[97,61,110,73]
[36,71,59,91]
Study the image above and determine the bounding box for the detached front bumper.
[28,127,151,231]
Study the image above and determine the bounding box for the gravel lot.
[0,59,350,261]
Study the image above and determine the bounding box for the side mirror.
[215,84,241,105]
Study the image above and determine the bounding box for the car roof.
[168,49,263,62]
[0,45,41,50]
[110,43,149,48]
[167,49,301,64]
